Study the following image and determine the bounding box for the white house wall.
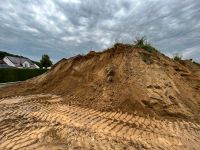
[34,64,40,69]
[22,61,30,68]
[3,57,16,67]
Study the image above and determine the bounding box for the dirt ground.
[0,94,199,150]
[0,44,200,121]
[0,44,200,149]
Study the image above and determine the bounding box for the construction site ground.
[0,94,199,150]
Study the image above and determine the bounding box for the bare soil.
[0,44,199,122]
[0,94,199,149]
[0,44,200,149]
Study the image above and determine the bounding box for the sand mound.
[0,44,200,121]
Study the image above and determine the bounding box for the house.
[3,56,39,69]
[0,59,11,68]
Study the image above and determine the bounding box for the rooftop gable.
[5,56,34,65]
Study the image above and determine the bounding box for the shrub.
[134,37,146,46]
[173,53,182,61]
[193,61,200,67]
[0,68,47,83]
[133,37,157,52]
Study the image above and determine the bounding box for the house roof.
[5,56,35,67]
[0,59,5,64]
[0,60,11,68]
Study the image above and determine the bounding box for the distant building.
[3,56,39,69]
[0,59,11,68]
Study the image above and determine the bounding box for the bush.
[134,37,146,46]
[133,37,157,52]
[193,61,200,67]
[0,68,47,83]
[173,53,182,61]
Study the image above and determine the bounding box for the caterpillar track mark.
[0,95,199,149]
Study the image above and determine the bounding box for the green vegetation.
[193,61,200,67]
[0,68,47,83]
[173,53,182,61]
[40,54,52,68]
[33,61,42,68]
[112,37,157,65]
[113,43,124,48]
[133,37,157,52]
[0,50,42,67]
[0,51,19,59]
[113,37,157,53]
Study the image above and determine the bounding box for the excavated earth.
[0,44,200,149]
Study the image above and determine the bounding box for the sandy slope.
[0,44,200,149]
[0,44,199,122]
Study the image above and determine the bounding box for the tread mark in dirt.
[0,95,199,150]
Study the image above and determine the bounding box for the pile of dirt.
[0,43,200,121]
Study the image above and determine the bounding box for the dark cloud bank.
[0,0,200,62]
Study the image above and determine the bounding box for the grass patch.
[173,53,182,61]
[133,37,157,52]
[112,37,157,53]
[0,68,47,83]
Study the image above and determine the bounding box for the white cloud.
[23,26,39,33]
[60,0,81,4]
[181,46,200,61]
[0,0,199,62]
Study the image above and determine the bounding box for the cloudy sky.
[0,0,200,63]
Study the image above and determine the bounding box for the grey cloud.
[0,0,199,62]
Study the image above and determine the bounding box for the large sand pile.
[0,44,200,121]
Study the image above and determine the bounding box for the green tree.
[40,54,52,68]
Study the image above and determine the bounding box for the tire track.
[0,95,199,150]
[10,105,199,149]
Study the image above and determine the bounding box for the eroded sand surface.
[0,94,199,150]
